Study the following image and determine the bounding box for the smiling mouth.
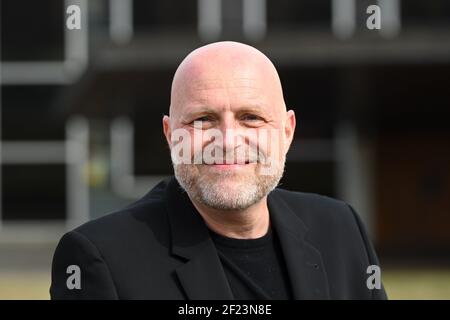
[210,159,255,165]
[207,160,256,168]
[208,164,248,171]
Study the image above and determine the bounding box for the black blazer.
[50,176,387,300]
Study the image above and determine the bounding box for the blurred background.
[0,0,449,299]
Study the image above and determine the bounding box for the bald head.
[163,42,296,212]
[169,41,286,121]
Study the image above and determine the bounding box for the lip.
[207,162,254,169]
[211,164,245,168]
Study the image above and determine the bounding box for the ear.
[284,109,296,153]
[162,115,172,148]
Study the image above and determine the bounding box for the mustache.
[191,145,268,165]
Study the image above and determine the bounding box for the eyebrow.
[238,105,267,114]
[184,104,267,116]
[180,105,268,122]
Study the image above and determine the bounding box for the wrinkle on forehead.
[169,41,286,121]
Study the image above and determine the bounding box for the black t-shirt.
[209,226,293,300]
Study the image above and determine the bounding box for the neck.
[190,196,270,239]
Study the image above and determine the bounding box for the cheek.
[256,130,285,161]
[187,129,204,158]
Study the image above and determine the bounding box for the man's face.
[164,43,295,210]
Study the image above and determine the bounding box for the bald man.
[51,42,387,300]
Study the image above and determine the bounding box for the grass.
[0,271,50,300]
[382,268,450,300]
[1,268,449,300]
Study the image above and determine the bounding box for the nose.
[219,115,243,154]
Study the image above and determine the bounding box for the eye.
[196,115,212,122]
[189,115,213,125]
[189,115,215,128]
[241,114,264,121]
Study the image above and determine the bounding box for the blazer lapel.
[268,191,330,299]
[165,178,233,300]
[164,176,329,300]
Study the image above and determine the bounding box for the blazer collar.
[164,177,329,300]
[164,177,234,300]
[268,191,330,299]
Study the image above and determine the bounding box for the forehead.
[178,76,273,114]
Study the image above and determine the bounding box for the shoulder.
[269,187,367,247]
[66,189,170,252]
[272,187,348,210]
[271,187,356,226]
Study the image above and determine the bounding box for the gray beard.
[173,161,285,211]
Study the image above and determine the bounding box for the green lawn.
[383,268,450,300]
[1,268,449,300]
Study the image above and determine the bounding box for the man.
[50,41,387,299]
